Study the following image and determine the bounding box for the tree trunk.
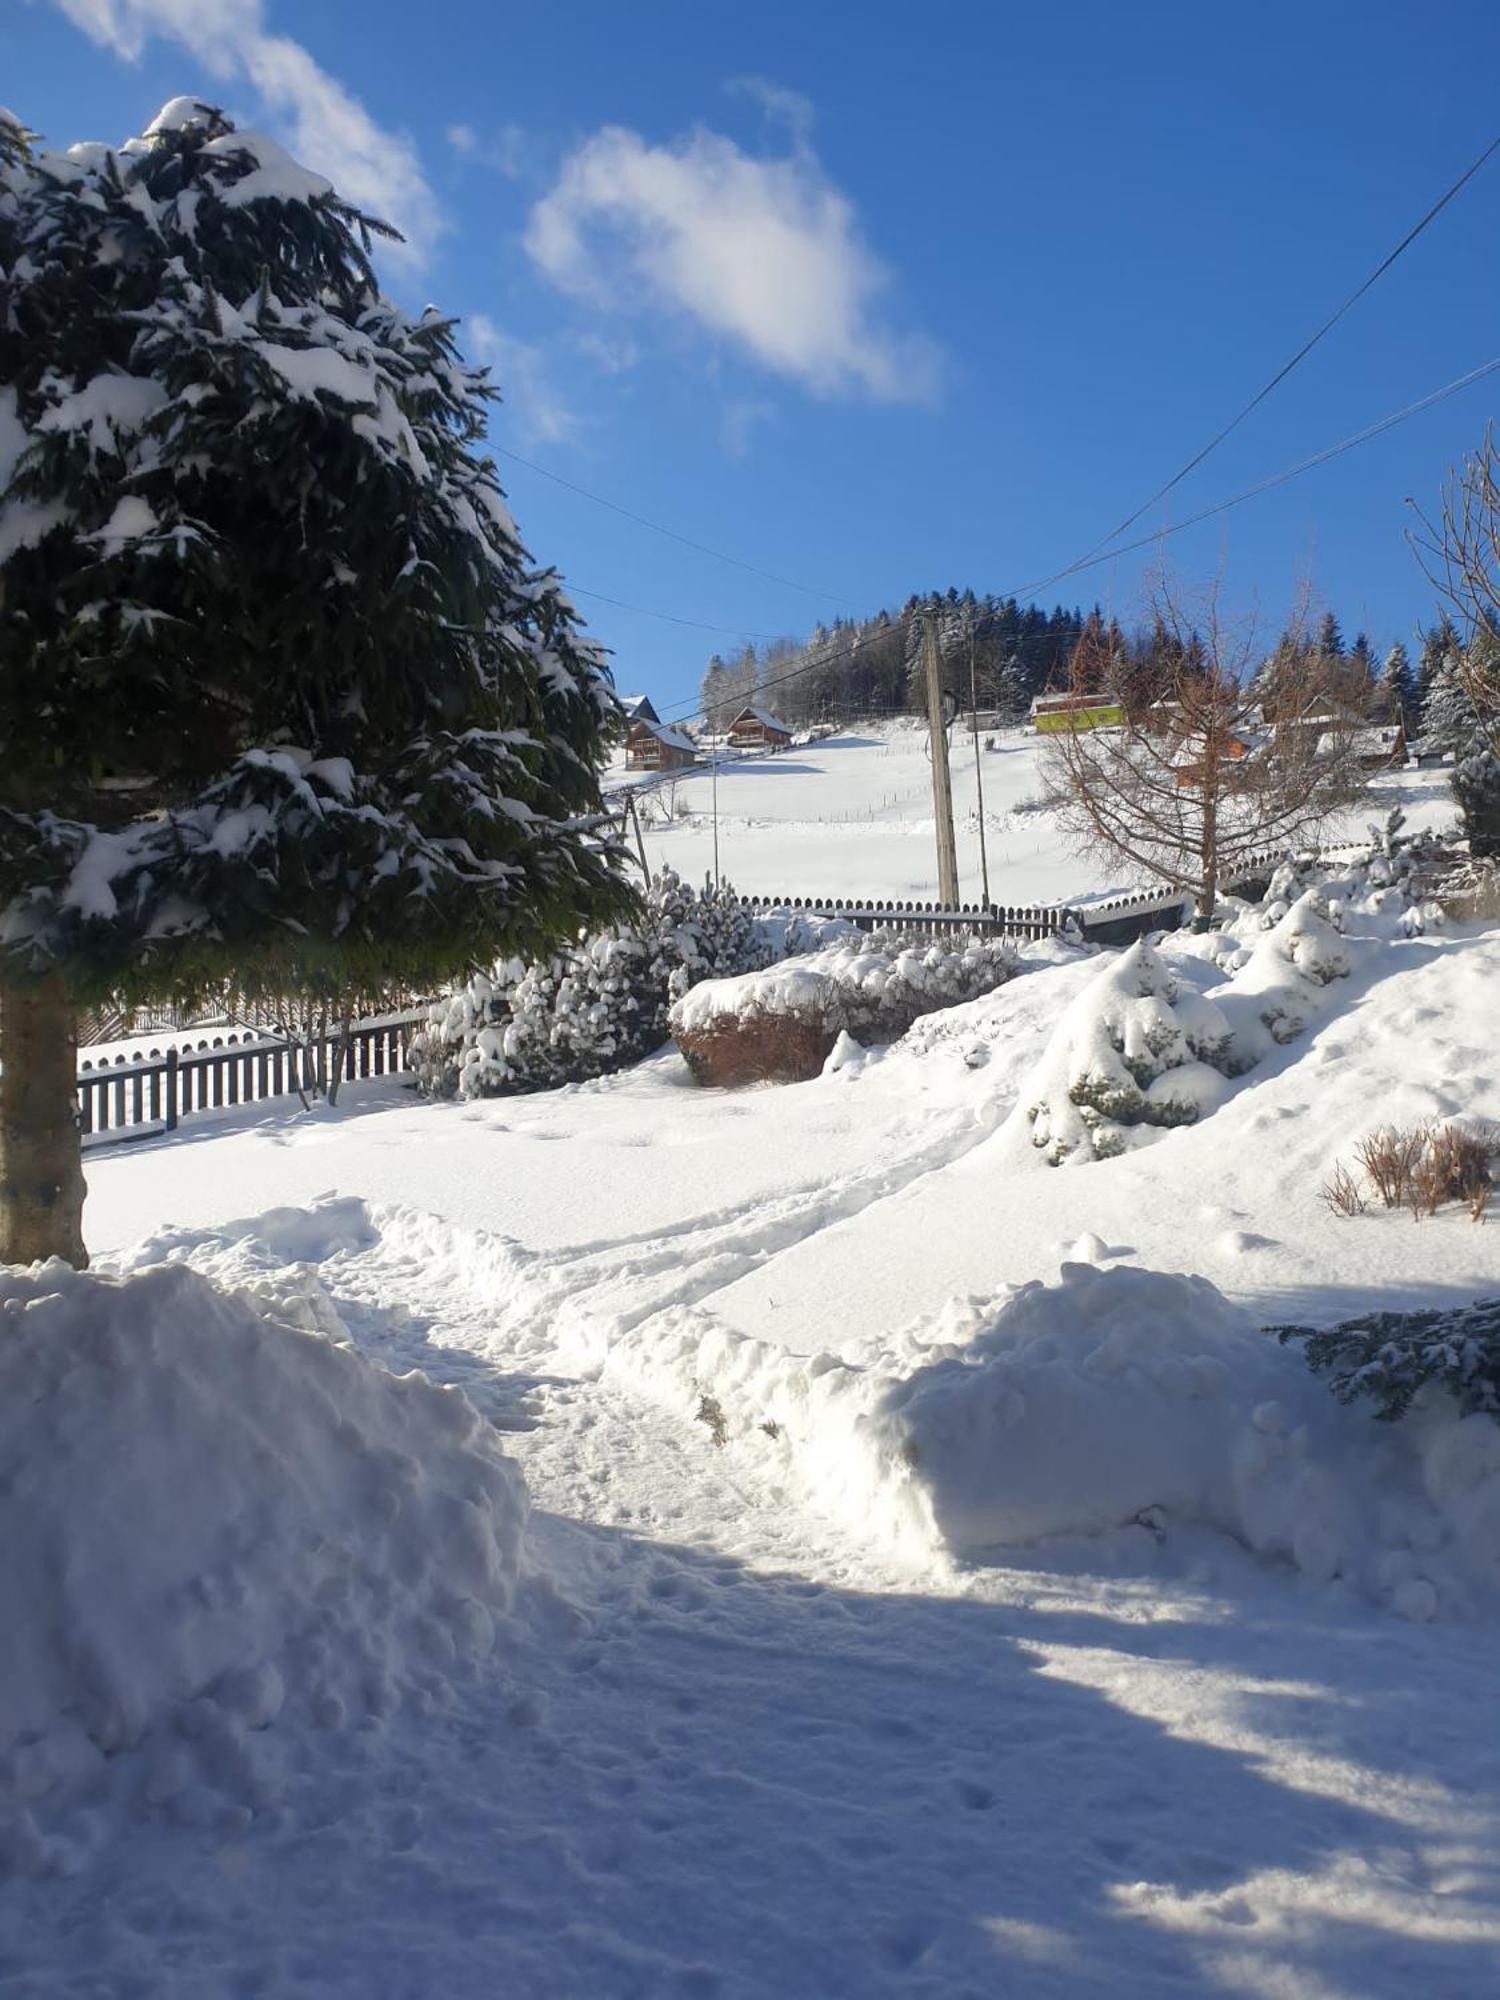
[0,973,87,1268]
[1196,767,1220,931]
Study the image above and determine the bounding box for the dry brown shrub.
[1354,1126,1427,1209]
[1320,1163,1366,1217]
[1421,1123,1493,1221]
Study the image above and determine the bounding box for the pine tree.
[1416,616,1460,728]
[1318,610,1345,660]
[0,100,632,1263]
[1376,642,1415,727]
[1422,661,1480,754]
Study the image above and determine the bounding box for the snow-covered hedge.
[0,1257,526,1857]
[671,931,1019,1052]
[412,868,771,1098]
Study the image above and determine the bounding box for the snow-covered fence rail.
[738,895,1069,942]
[76,1007,429,1146]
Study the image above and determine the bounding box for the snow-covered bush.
[1273,1299,1500,1424]
[0,1256,526,1849]
[1214,888,1352,1064]
[1247,812,1451,940]
[1024,940,1234,1163]
[671,930,1019,1058]
[412,869,770,1098]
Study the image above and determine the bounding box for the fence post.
[165,1046,179,1132]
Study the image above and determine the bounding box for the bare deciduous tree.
[1040,580,1373,926]
[1409,427,1500,856]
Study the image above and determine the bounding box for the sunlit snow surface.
[7,784,1500,1995]
[607,717,1457,904]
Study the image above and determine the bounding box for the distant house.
[1410,739,1447,770]
[1173,731,1259,789]
[619,693,660,726]
[726,705,792,749]
[1030,691,1124,733]
[1273,704,1406,769]
[625,717,697,771]
[1348,722,1407,770]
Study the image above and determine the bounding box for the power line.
[1075,130,1500,565]
[567,585,780,641]
[648,350,1500,724]
[496,445,853,608]
[1008,352,1500,600]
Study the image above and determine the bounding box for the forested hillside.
[700,590,1467,736]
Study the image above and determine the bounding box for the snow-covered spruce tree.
[0,101,631,1264]
[412,868,769,1098]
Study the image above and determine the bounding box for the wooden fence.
[737,894,1070,942]
[77,1007,429,1146]
[737,845,1307,949]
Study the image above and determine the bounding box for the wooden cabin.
[625,717,697,771]
[726,706,793,749]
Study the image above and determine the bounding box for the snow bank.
[0,1258,525,1865]
[873,1265,1289,1546]
[595,1263,1500,1619]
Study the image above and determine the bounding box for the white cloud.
[524,113,939,404]
[49,0,442,264]
[447,120,524,179]
[570,328,638,376]
[467,315,577,450]
[726,76,814,147]
[721,397,774,460]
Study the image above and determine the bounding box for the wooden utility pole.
[967,621,992,906]
[922,611,960,906]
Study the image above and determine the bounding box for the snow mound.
[875,1264,1291,1547]
[598,1263,1500,1621]
[0,1259,525,1865]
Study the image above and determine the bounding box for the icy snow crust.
[0,1252,525,1866]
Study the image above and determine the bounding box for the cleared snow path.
[13,1204,1498,1998]
[15,917,1500,1995]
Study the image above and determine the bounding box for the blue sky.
[10,0,1500,714]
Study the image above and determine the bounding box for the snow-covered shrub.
[1025,940,1234,1163]
[1248,812,1452,941]
[1212,888,1352,1067]
[670,931,1019,1085]
[412,869,771,1098]
[1438,853,1500,924]
[1273,1299,1500,1424]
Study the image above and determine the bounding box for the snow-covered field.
[7,845,1500,1997]
[610,719,1455,905]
